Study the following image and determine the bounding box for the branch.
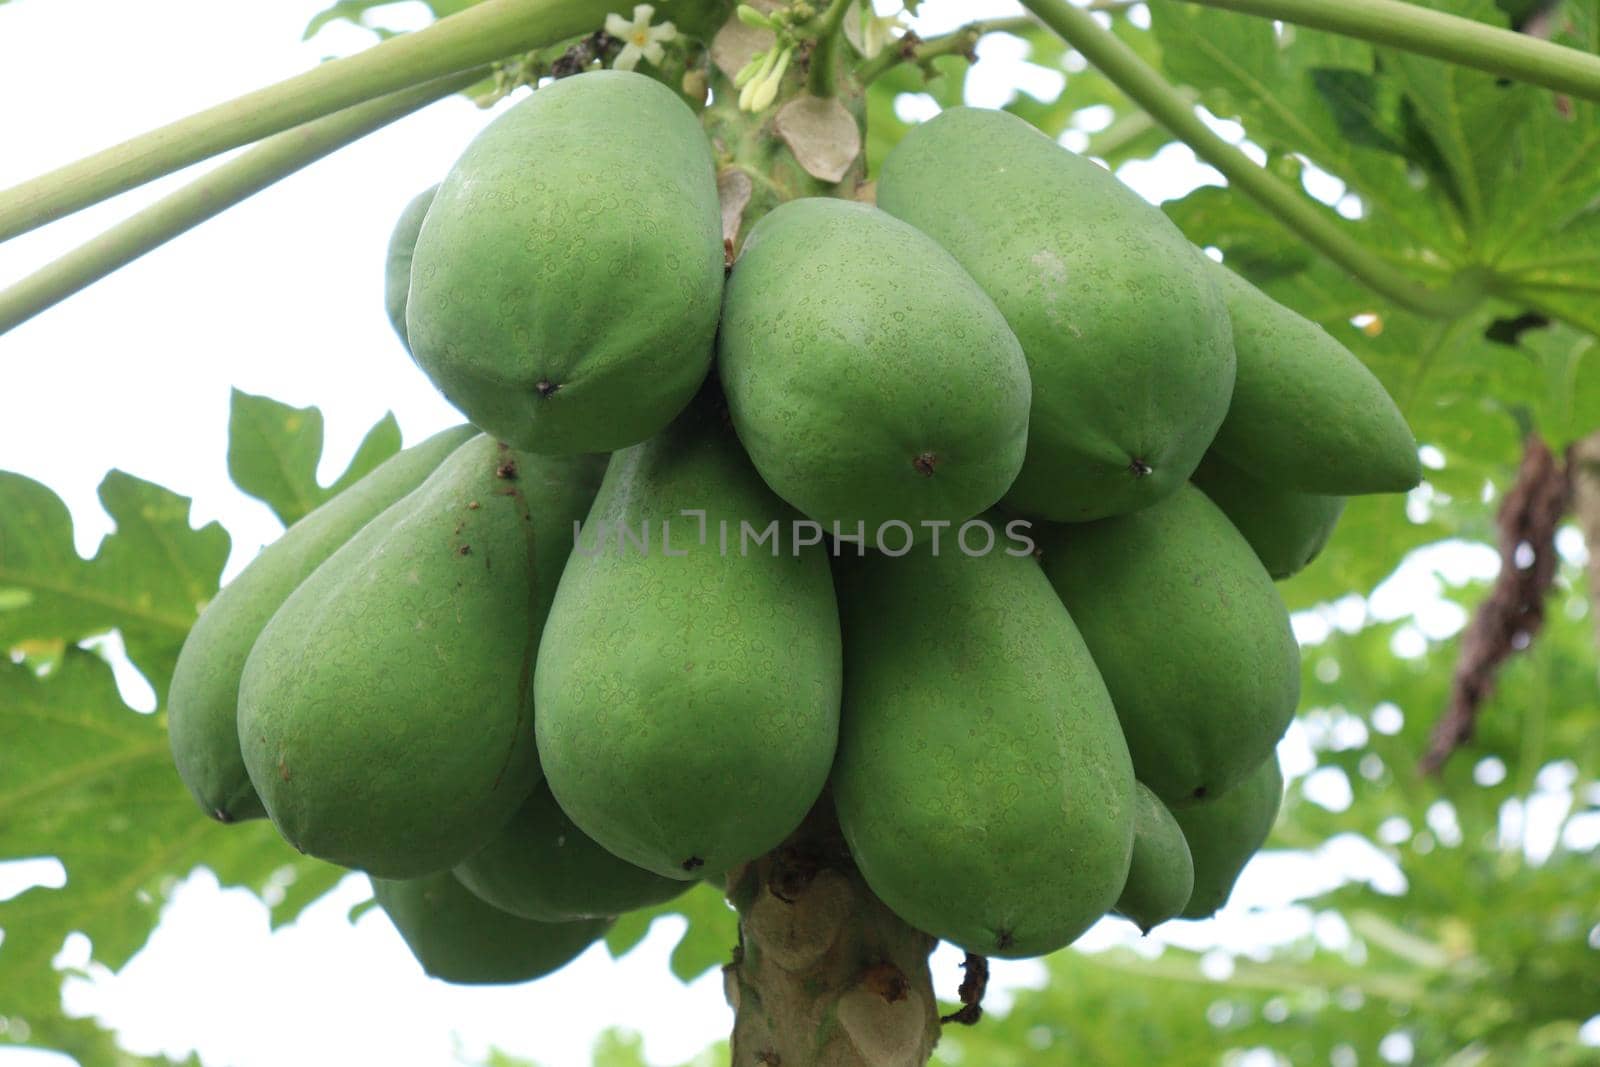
[1178,0,1600,104]
[859,18,1040,85]
[0,69,484,336]
[1420,434,1570,775]
[0,0,615,243]
[1018,0,1484,319]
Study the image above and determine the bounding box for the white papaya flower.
[843,1,901,59]
[605,4,678,72]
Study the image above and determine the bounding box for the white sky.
[2,2,1592,1065]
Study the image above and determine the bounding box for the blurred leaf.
[10,1014,200,1067]
[864,54,970,175]
[605,881,737,983]
[303,0,483,40]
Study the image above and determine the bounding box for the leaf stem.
[805,0,856,98]
[0,0,616,243]
[858,17,1039,86]
[1177,0,1600,103]
[1018,0,1483,318]
[0,70,485,338]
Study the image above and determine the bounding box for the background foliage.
[2,0,1597,1064]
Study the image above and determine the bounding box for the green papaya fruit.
[876,106,1235,522]
[1174,752,1284,919]
[407,70,723,455]
[453,780,690,922]
[1191,451,1345,580]
[831,535,1135,958]
[1114,783,1195,934]
[239,436,605,876]
[717,197,1031,542]
[1208,263,1420,494]
[168,423,476,824]
[372,871,610,985]
[384,183,437,355]
[1037,484,1299,805]
[534,398,842,880]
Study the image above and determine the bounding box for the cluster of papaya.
[168,70,1419,984]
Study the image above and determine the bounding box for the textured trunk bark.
[724,802,941,1067]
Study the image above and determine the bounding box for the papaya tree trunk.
[724,803,941,1067]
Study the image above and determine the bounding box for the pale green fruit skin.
[453,780,690,922]
[168,423,476,824]
[718,197,1031,541]
[1037,484,1300,806]
[239,436,605,877]
[407,70,723,455]
[1114,782,1195,934]
[371,871,610,985]
[1208,263,1421,494]
[1192,451,1345,580]
[384,183,437,356]
[1175,752,1284,919]
[534,401,843,881]
[831,539,1135,958]
[877,106,1235,522]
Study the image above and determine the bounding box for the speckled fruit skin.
[1037,484,1300,806]
[1208,263,1421,494]
[453,780,690,922]
[238,436,605,878]
[168,423,476,825]
[533,400,843,881]
[371,871,611,985]
[1114,782,1195,934]
[384,183,437,356]
[1174,751,1284,919]
[1192,450,1345,580]
[830,538,1135,959]
[406,70,723,455]
[717,198,1031,541]
[876,106,1235,523]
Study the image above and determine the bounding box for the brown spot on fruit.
[277,757,291,782]
[457,544,472,557]
[913,452,938,477]
[496,458,519,480]
[1128,457,1154,477]
[994,929,1015,952]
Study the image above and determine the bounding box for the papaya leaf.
[324,411,403,498]
[0,470,229,693]
[6,1013,200,1066]
[225,388,401,527]
[0,650,338,1029]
